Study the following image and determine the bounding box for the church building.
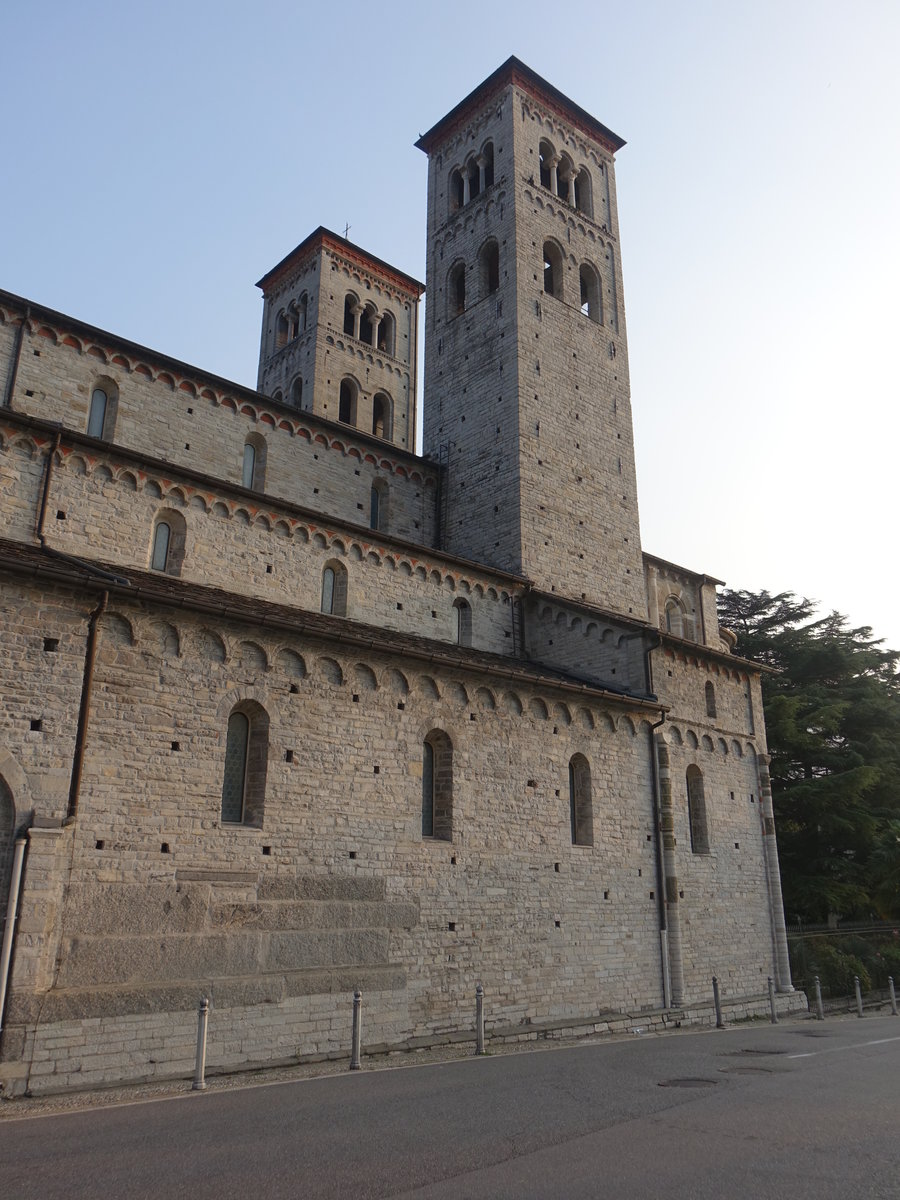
[0,59,797,1096]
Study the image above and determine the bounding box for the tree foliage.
[718,590,900,923]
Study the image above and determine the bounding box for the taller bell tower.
[417,59,648,621]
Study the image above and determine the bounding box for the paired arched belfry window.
[86,378,118,440]
[448,140,495,215]
[686,765,709,854]
[321,560,348,616]
[221,702,269,826]
[242,435,266,491]
[538,138,593,217]
[569,754,594,846]
[422,730,453,840]
[149,509,186,576]
[454,598,472,648]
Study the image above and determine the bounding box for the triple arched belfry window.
[538,139,593,217]
[448,140,495,214]
[275,293,309,351]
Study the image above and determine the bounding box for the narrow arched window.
[370,479,388,531]
[482,140,494,189]
[480,240,500,296]
[665,599,684,638]
[422,730,453,841]
[377,311,395,355]
[0,776,16,908]
[574,167,593,217]
[87,388,107,438]
[221,703,269,826]
[449,168,465,213]
[539,139,554,190]
[359,307,374,346]
[686,765,709,854]
[372,392,392,440]
[543,242,563,300]
[569,754,594,846]
[579,263,602,323]
[275,311,289,349]
[291,377,303,408]
[298,293,308,331]
[705,681,717,719]
[449,263,466,317]
[339,378,358,426]
[288,304,299,341]
[321,560,347,616]
[242,442,256,489]
[343,295,356,337]
[454,598,472,647]
[151,521,171,572]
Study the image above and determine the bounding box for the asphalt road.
[2,1015,899,1199]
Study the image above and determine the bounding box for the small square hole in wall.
[313,487,319,494]
[187,407,193,414]
[555,920,561,928]
[285,749,294,763]
[184,443,190,450]
[604,890,610,900]
[262,845,272,856]
[667,670,673,676]
[451,856,457,865]
[448,922,456,932]
[553,726,558,734]
[171,741,180,751]
[160,843,170,854]
[469,713,476,721]
[397,701,405,710]
[43,637,59,652]
[431,611,437,618]
[56,510,66,520]
[266,564,273,574]
[396,603,403,611]
[750,794,756,804]
[638,868,642,877]
[554,862,560,872]
[354,469,360,477]
[650,890,655,899]
[30,719,42,732]
[527,779,536,789]
[349,851,357,860]
[734,842,740,849]
[95,839,105,851]
[33,349,40,357]
[646,834,652,841]
[679,890,685,899]
[555,789,560,797]
[357,503,364,511]
[289,683,299,694]
[353,694,360,703]
[730,791,735,800]
[25,389,34,397]
[373,765,380,775]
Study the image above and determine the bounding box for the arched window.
[287,303,299,341]
[339,378,358,426]
[343,294,357,337]
[321,559,348,617]
[422,730,453,840]
[273,389,284,404]
[539,139,555,191]
[686,766,709,854]
[579,263,602,323]
[242,434,266,491]
[480,240,500,296]
[298,293,308,332]
[448,263,466,317]
[372,392,393,440]
[291,377,303,408]
[221,702,269,827]
[705,681,717,719]
[449,168,465,213]
[558,153,576,203]
[359,306,374,346]
[454,598,472,647]
[481,140,495,190]
[149,509,186,577]
[0,776,17,909]
[574,167,593,217]
[665,598,685,638]
[275,311,289,349]
[86,377,118,440]
[467,157,481,201]
[569,754,593,846]
[376,311,395,355]
[543,241,563,300]
[370,478,389,531]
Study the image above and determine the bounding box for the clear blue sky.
[3,1,897,651]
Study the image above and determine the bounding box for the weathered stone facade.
[0,58,797,1096]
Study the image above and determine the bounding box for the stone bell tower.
[417,58,648,620]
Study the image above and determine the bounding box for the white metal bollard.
[889,976,898,1017]
[475,983,485,1055]
[192,996,210,1091]
[854,975,864,1018]
[814,975,825,1021]
[350,988,362,1070]
[767,976,778,1024]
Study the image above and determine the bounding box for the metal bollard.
[350,988,362,1070]
[767,976,778,1024]
[192,996,209,1091]
[889,976,898,1017]
[475,982,485,1055]
[712,976,724,1029]
[854,975,864,1018]
[814,975,825,1021]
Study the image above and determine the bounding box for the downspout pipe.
[0,836,28,1038]
[3,307,29,409]
[67,590,108,823]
